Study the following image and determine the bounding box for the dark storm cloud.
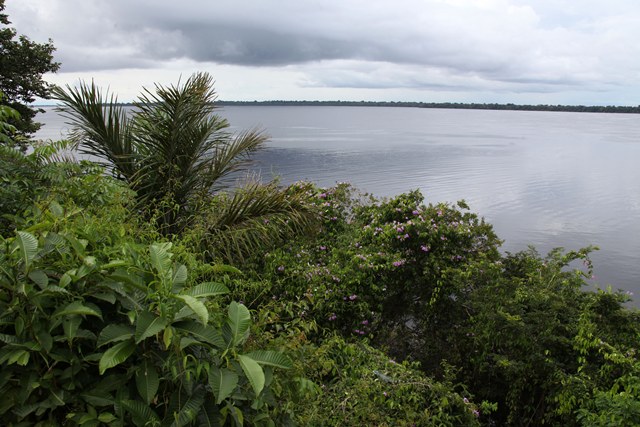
[6,0,640,101]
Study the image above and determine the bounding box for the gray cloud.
[5,0,640,102]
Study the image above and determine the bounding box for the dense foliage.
[2,81,640,426]
[0,0,59,142]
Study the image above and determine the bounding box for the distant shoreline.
[38,100,640,114]
[216,100,640,114]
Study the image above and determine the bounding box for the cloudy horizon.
[5,0,640,105]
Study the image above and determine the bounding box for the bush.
[0,196,295,426]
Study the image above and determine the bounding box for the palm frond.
[51,82,136,180]
[197,181,320,262]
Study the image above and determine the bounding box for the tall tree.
[0,0,59,143]
[53,72,319,259]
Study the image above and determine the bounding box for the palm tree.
[52,73,318,260]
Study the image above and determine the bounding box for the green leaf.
[97,324,134,348]
[172,321,225,348]
[172,264,188,287]
[208,367,238,404]
[238,354,265,397]
[246,350,293,369]
[99,340,135,374]
[28,269,48,289]
[63,233,87,257]
[100,260,127,269]
[97,413,116,423]
[0,334,18,344]
[226,301,250,346]
[149,242,172,275]
[54,301,103,320]
[134,311,168,343]
[176,295,208,325]
[15,231,38,272]
[135,361,159,405]
[167,386,205,427]
[3,349,30,366]
[36,330,53,353]
[120,400,160,427]
[211,264,243,275]
[80,389,115,407]
[185,282,229,298]
[63,315,82,343]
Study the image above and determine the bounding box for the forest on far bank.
[216,99,640,113]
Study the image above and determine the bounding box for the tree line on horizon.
[217,99,640,113]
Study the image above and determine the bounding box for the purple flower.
[473,410,480,418]
[412,210,420,215]
[319,245,327,250]
[318,192,327,199]
[392,260,405,267]
[362,320,369,325]
[277,265,285,272]
[349,294,357,301]
[328,314,337,321]
[420,245,430,252]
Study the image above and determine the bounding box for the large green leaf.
[175,295,208,325]
[135,361,159,405]
[166,386,206,427]
[63,315,82,343]
[62,233,87,257]
[120,400,160,427]
[185,282,229,298]
[225,301,250,347]
[28,269,48,289]
[134,311,168,343]
[238,354,265,397]
[172,264,188,288]
[15,231,38,272]
[97,324,134,348]
[208,367,238,405]
[246,350,293,369]
[149,242,172,276]
[99,340,135,374]
[172,321,225,348]
[54,301,103,320]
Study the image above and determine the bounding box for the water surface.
[36,106,640,299]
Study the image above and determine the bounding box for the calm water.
[36,106,640,300]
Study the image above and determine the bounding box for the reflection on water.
[35,106,640,301]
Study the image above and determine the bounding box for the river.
[35,105,640,300]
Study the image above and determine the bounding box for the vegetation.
[217,100,640,114]
[0,0,59,143]
[52,73,319,257]
[1,74,640,426]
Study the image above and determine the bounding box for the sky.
[5,0,640,105]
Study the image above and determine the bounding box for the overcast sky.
[6,0,640,105]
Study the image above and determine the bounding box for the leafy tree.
[53,72,319,259]
[0,0,59,142]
